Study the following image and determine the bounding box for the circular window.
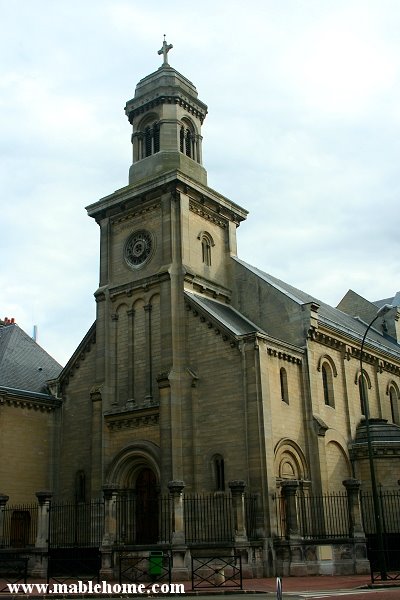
[124,230,154,269]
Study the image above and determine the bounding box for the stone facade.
[2,53,400,578]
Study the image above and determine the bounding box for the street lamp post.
[359,303,393,581]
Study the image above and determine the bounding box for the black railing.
[115,495,172,546]
[49,500,104,548]
[184,494,234,543]
[0,504,38,548]
[191,554,242,589]
[276,492,349,539]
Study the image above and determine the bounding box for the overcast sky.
[1,0,399,366]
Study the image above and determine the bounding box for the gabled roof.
[0,323,62,394]
[234,257,400,359]
[185,290,263,337]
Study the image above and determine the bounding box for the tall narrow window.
[213,455,225,491]
[75,470,86,503]
[185,129,192,157]
[389,386,399,424]
[145,127,152,157]
[153,122,160,153]
[322,363,335,408]
[280,367,289,404]
[202,238,211,266]
[180,127,184,153]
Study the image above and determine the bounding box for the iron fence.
[0,504,38,548]
[115,494,172,545]
[276,491,349,539]
[49,500,104,548]
[361,489,400,535]
[184,494,234,543]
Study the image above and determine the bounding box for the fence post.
[0,494,9,547]
[168,480,189,580]
[35,491,52,547]
[281,480,300,539]
[100,485,119,579]
[31,490,52,577]
[343,479,365,539]
[229,480,248,542]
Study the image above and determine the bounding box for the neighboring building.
[0,318,61,504]
[2,46,400,577]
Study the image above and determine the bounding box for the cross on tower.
[158,35,173,66]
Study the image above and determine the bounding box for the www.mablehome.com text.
[6,581,185,595]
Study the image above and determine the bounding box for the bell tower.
[85,42,247,488]
[125,38,208,186]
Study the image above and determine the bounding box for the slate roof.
[185,291,264,337]
[0,323,62,395]
[233,257,400,359]
[353,419,400,445]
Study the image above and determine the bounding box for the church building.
[2,41,400,578]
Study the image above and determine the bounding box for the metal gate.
[361,489,400,581]
[47,500,104,584]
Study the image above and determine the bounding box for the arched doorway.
[135,467,159,544]
[106,442,161,545]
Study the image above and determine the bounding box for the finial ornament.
[158,35,173,66]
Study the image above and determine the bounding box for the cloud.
[1,0,400,364]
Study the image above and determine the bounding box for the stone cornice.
[110,202,160,229]
[189,199,228,229]
[350,444,400,460]
[311,328,400,375]
[105,406,159,431]
[58,323,96,387]
[0,388,60,412]
[108,271,170,302]
[266,346,302,365]
[125,93,207,125]
[185,299,238,348]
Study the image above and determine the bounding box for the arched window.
[198,231,214,267]
[359,373,368,416]
[75,470,86,503]
[280,368,289,404]
[180,119,198,161]
[389,386,399,424]
[138,119,160,159]
[322,363,335,408]
[212,455,225,491]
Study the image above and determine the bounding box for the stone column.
[111,313,119,407]
[343,479,365,539]
[168,481,185,545]
[0,494,9,547]
[126,308,136,409]
[144,304,153,403]
[281,480,300,539]
[168,481,189,580]
[342,479,369,574]
[229,480,248,543]
[100,485,119,579]
[35,491,52,548]
[31,491,52,577]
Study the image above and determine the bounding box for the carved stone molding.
[266,347,302,365]
[106,411,159,432]
[189,200,227,229]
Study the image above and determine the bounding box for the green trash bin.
[149,551,163,577]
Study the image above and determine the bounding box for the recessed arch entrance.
[106,442,161,545]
